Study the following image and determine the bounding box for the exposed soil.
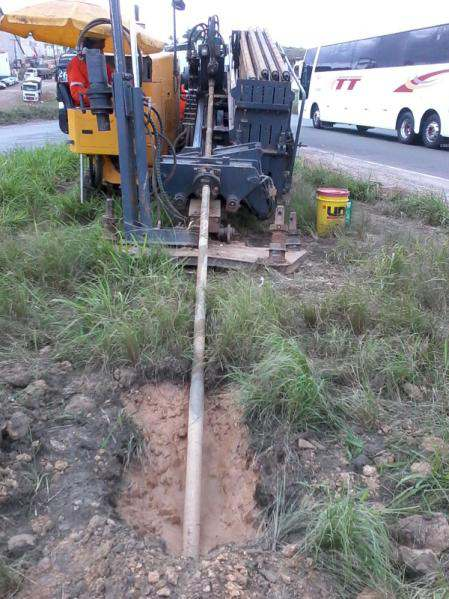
[0,357,335,597]
[118,383,259,555]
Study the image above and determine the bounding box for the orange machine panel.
[67,52,180,186]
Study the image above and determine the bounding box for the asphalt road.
[0,117,447,186]
[294,117,448,181]
[0,119,65,153]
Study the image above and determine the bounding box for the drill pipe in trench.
[182,78,215,560]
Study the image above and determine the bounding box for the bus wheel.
[312,105,322,129]
[396,111,415,145]
[357,125,370,134]
[421,112,441,149]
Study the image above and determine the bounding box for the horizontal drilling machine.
[56,0,305,263]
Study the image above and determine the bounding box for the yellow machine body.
[67,52,179,185]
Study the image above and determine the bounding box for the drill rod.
[182,78,215,560]
[240,31,256,80]
[256,28,279,81]
[248,29,269,80]
[264,30,290,81]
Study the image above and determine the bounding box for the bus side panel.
[305,63,449,135]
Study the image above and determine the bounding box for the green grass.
[298,161,379,204]
[0,560,21,597]
[271,491,401,595]
[0,100,59,125]
[0,144,96,229]
[382,192,449,227]
[206,274,296,375]
[302,493,400,594]
[234,333,333,429]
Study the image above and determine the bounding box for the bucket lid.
[317,187,350,197]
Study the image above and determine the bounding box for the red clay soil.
[117,383,259,555]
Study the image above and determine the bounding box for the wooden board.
[167,242,306,274]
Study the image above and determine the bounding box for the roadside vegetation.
[294,160,449,228]
[1,143,449,596]
[0,100,59,126]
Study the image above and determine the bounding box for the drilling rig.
[54,7,304,262]
[0,0,307,560]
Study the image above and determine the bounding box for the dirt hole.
[117,383,259,555]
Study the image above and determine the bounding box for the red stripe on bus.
[394,68,449,92]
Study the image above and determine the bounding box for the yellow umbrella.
[0,0,165,55]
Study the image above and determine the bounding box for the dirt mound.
[117,383,259,555]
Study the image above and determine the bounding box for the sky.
[2,0,448,47]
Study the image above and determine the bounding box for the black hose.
[144,115,185,223]
[149,105,163,133]
[144,107,177,183]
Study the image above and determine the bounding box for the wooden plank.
[167,241,306,273]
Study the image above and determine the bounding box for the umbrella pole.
[80,154,84,204]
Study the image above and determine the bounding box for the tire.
[396,111,415,145]
[357,125,370,133]
[311,105,322,129]
[421,112,441,149]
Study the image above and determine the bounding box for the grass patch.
[0,560,21,597]
[382,191,449,227]
[0,100,59,125]
[52,248,194,371]
[234,333,333,429]
[0,144,96,229]
[298,161,379,203]
[302,493,400,594]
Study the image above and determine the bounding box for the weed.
[383,192,449,227]
[298,161,449,228]
[51,251,194,370]
[298,161,379,203]
[392,451,449,511]
[344,429,365,460]
[101,409,147,469]
[302,492,400,594]
[0,144,80,229]
[0,101,59,126]
[290,180,317,233]
[206,274,295,375]
[234,334,332,429]
[0,560,21,597]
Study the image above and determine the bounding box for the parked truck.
[21,77,42,102]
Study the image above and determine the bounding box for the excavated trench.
[117,383,259,555]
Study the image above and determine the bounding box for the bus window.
[353,37,379,69]
[333,42,356,71]
[301,47,317,96]
[316,45,334,72]
[436,25,449,62]
[377,32,407,67]
[404,26,440,65]
[316,43,354,72]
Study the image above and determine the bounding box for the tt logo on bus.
[334,77,361,90]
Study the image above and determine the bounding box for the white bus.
[301,24,449,149]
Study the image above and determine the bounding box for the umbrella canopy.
[0,0,165,55]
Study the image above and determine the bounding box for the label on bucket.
[326,205,346,220]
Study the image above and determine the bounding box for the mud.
[118,383,259,555]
